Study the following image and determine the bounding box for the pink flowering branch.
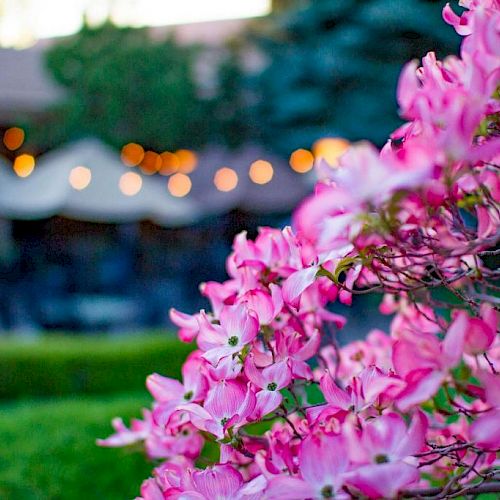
[98,2,500,498]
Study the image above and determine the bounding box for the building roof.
[0,45,64,118]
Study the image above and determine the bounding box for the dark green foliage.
[0,334,194,399]
[0,392,151,499]
[250,0,461,153]
[29,23,209,152]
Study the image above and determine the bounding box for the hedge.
[0,392,152,499]
[0,335,194,399]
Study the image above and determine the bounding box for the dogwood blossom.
[100,2,500,497]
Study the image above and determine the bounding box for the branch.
[402,480,500,498]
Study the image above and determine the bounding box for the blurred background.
[0,1,460,498]
[0,0,460,335]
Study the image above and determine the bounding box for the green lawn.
[0,334,196,498]
[0,391,152,499]
[0,334,193,399]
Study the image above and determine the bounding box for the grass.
[0,391,153,500]
[0,334,194,399]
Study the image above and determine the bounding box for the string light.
[168,173,192,197]
[121,143,144,167]
[119,171,142,196]
[249,160,273,185]
[312,137,350,167]
[13,154,35,177]
[3,127,25,151]
[159,151,180,175]
[176,149,198,174]
[140,151,162,175]
[214,167,238,192]
[289,149,314,173]
[69,166,91,190]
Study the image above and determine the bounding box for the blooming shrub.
[99,2,500,498]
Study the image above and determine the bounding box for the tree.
[250,0,461,154]
[98,3,500,497]
[28,23,210,152]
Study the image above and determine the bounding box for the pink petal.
[265,477,316,500]
[396,369,445,411]
[202,345,239,367]
[393,410,427,459]
[262,360,292,389]
[470,409,500,450]
[345,462,419,499]
[294,330,321,361]
[442,312,467,367]
[363,413,408,459]
[204,380,246,420]
[139,478,164,500]
[146,373,184,403]
[220,304,258,345]
[299,432,349,493]
[244,356,266,389]
[192,464,243,500]
[254,390,282,418]
[397,60,419,116]
[242,289,275,326]
[282,266,319,305]
[320,372,351,410]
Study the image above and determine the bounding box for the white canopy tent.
[0,138,201,227]
[190,144,310,215]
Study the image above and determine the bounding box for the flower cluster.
[99,2,500,498]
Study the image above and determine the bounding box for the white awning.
[0,138,200,227]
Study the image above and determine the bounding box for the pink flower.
[344,412,427,498]
[148,356,208,427]
[176,380,256,439]
[170,308,200,342]
[244,356,292,418]
[97,410,150,448]
[197,304,259,366]
[275,329,321,380]
[266,431,349,499]
[185,465,266,500]
[312,367,404,419]
[240,285,283,326]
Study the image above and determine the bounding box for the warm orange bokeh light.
[312,137,350,167]
[3,127,25,151]
[249,160,273,185]
[168,173,192,197]
[176,149,198,174]
[69,166,91,190]
[159,151,180,175]
[13,154,35,177]
[140,150,162,175]
[121,142,144,167]
[214,167,238,192]
[289,148,314,173]
[119,171,142,196]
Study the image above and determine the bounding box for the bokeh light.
[140,151,162,175]
[214,167,238,192]
[13,154,35,177]
[119,171,142,196]
[3,127,25,151]
[289,148,314,173]
[121,143,144,167]
[69,166,91,190]
[249,160,273,185]
[159,151,180,176]
[176,149,198,174]
[168,173,192,197]
[312,137,350,167]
